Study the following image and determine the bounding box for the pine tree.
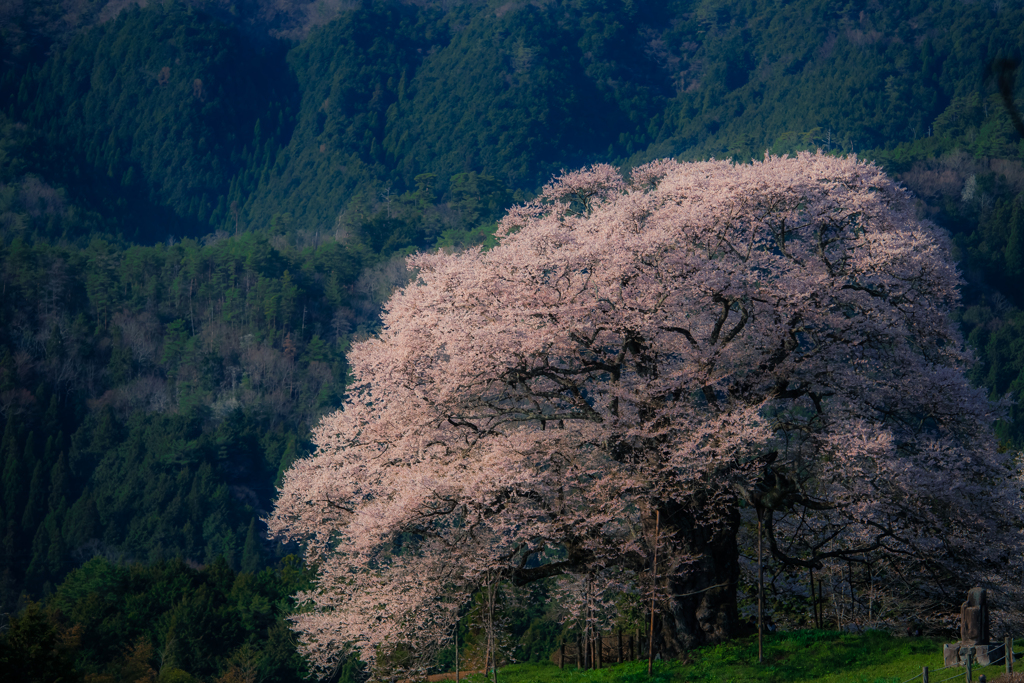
[240,518,260,574]
[62,491,99,551]
[0,521,16,611]
[0,412,13,462]
[44,514,67,579]
[43,395,60,437]
[2,430,27,526]
[48,452,70,513]
[1005,198,1024,280]
[0,413,17,523]
[20,462,46,533]
[26,523,49,586]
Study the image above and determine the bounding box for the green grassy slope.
[462,632,1023,683]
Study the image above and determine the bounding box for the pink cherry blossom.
[271,152,1023,677]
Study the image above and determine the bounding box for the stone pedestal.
[943,642,1005,668]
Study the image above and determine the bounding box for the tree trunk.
[651,501,741,656]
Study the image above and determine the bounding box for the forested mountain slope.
[1,0,1023,680]
[647,0,1024,160]
[4,4,297,242]
[5,0,1024,241]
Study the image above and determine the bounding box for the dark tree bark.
[651,502,742,655]
[512,497,744,658]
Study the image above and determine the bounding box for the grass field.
[454,631,1023,683]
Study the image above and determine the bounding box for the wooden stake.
[818,580,823,629]
[809,563,819,629]
[585,590,592,670]
[649,510,660,677]
[758,514,763,664]
[847,562,855,621]
[867,563,873,625]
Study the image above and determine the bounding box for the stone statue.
[944,587,1003,668]
[960,587,989,646]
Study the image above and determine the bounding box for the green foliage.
[645,0,1024,164]
[0,555,314,682]
[240,1,435,234]
[3,0,1024,248]
[0,601,84,683]
[2,4,296,242]
[959,301,1024,447]
[0,231,381,605]
[384,3,622,187]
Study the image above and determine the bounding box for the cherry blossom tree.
[270,152,1022,677]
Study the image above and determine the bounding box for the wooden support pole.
[1007,636,1014,674]
[809,564,816,629]
[758,514,763,664]
[847,562,854,620]
[648,510,659,676]
[922,666,929,683]
[818,580,824,629]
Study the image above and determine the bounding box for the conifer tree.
[2,432,27,528]
[48,452,71,513]
[20,462,46,532]
[241,518,261,574]
[1005,199,1024,280]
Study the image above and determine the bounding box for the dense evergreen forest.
[1,0,1024,680]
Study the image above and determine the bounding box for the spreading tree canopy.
[271,153,1022,677]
